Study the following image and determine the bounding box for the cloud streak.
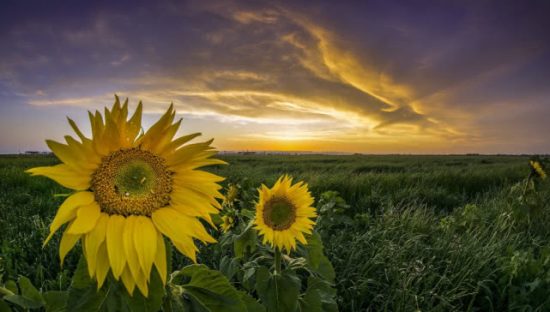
[1,0,550,153]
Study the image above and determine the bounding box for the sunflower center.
[91,148,173,216]
[263,197,297,231]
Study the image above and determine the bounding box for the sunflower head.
[220,215,235,233]
[530,160,547,180]
[223,184,239,206]
[254,175,317,253]
[27,96,226,296]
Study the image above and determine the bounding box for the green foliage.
[166,264,247,312]
[255,267,300,312]
[4,154,550,311]
[0,275,67,311]
[214,183,338,312]
[2,276,44,309]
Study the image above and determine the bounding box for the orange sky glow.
[1,1,550,154]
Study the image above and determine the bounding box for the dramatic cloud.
[1,0,549,153]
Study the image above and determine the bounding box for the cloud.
[2,0,550,153]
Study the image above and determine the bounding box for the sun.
[254,175,317,253]
[27,96,225,296]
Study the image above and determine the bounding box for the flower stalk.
[274,247,282,275]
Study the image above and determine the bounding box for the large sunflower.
[254,175,317,252]
[27,96,225,296]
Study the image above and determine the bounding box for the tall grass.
[2,154,548,311]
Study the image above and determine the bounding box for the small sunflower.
[222,184,239,206]
[220,215,235,233]
[254,175,317,252]
[27,96,225,296]
[530,160,547,180]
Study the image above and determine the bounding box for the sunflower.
[530,160,547,180]
[27,96,225,296]
[254,175,317,252]
[220,215,235,233]
[222,184,239,206]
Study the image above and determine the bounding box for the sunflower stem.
[274,247,282,275]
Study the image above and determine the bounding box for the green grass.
[2,154,550,311]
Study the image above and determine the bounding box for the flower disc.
[262,197,296,230]
[27,96,226,297]
[92,148,172,216]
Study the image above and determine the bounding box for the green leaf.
[316,256,335,283]
[66,257,106,312]
[5,281,18,295]
[43,291,68,312]
[234,222,258,258]
[255,267,300,312]
[18,276,44,305]
[171,264,246,312]
[301,277,338,312]
[241,209,256,220]
[3,294,43,310]
[299,287,322,312]
[304,233,324,269]
[3,276,45,309]
[0,300,12,312]
[302,232,335,282]
[238,291,265,312]
[220,256,239,281]
[0,287,14,297]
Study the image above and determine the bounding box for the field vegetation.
[1,154,550,311]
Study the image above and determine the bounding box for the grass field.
[1,154,550,311]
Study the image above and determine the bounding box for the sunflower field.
[1,99,550,311]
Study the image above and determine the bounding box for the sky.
[1,0,550,154]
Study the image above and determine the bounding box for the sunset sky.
[1,0,550,154]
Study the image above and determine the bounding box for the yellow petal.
[150,119,182,154]
[64,135,100,166]
[135,269,149,297]
[127,101,143,141]
[95,242,110,289]
[123,216,141,281]
[121,266,136,296]
[66,202,101,234]
[106,215,126,280]
[166,140,214,167]
[46,139,96,171]
[85,213,109,277]
[171,236,197,263]
[60,230,80,265]
[42,192,95,246]
[67,117,88,142]
[160,132,201,156]
[27,164,90,191]
[133,216,157,281]
[154,232,167,285]
[138,104,175,150]
[152,208,215,245]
